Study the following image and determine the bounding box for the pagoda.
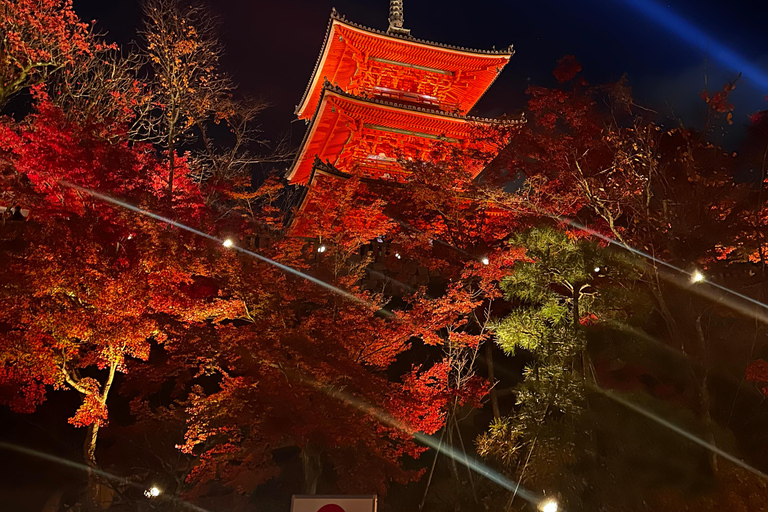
[288,1,519,232]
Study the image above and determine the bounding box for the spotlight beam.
[614,0,768,90]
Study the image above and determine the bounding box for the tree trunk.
[445,415,461,482]
[485,342,501,420]
[301,444,323,495]
[572,287,591,382]
[83,356,118,510]
[83,422,104,511]
[694,315,718,474]
[167,131,175,202]
[84,421,101,468]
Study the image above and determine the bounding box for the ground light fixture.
[690,269,705,284]
[222,238,234,248]
[144,486,161,498]
[538,497,558,512]
[481,257,490,265]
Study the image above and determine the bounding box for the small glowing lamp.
[481,257,490,266]
[222,238,234,248]
[690,270,705,284]
[144,486,161,498]
[395,252,402,259]
[538,497,558,512]
[317,245,327,253]
[594,266,601,273]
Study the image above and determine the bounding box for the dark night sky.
[74,0,768,158]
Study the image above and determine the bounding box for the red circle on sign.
[317,504,345,512]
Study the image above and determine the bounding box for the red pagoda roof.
[295,11,514,119]
[287,85,522,185]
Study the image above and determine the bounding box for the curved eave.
[324,83,524,125]
[287,86,522,185]
[295,11,514,119]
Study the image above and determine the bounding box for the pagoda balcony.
[360,86,460,113]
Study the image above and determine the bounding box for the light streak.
[59,181,375,311]
[596,388,768,480]
[558,216,768,324]
[303,377,549,508]
[615,0,768,90]
[0,440,134,486]
[0,441,210,512]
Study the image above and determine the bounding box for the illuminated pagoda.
[288,0,520,232]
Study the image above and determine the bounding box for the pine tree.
[477,226,647,510]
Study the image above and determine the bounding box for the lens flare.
[690,269,705,284]
[539,497,559,512]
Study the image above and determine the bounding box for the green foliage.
[494,226,646,354]
[479,226,650,507]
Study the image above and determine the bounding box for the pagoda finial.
[387,0,410,36]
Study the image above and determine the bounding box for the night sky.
[72,0,768,159]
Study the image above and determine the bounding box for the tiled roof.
[296,9,514,117]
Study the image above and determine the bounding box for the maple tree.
[0,97,244,509]
[140,0,236,200]
[0,0,92,107]
[142,176,507,504]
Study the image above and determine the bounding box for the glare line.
[398,200,768,324]
[596,388,768,480]
[557,216,768,323]
[59,181,377,311]
[306,379,546,507]
[0,441,134,486]
[0,441,212,512]
[615,0,768,90]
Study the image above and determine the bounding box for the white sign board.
[291,495,377,512]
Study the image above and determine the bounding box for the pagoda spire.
[387,0,410,36]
